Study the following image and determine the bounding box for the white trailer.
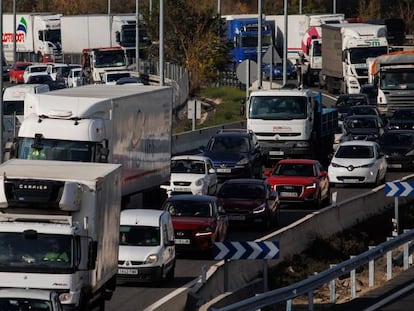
[15,84,173,207]
[321,23,388,94]
[267,14,345,86]
[0,159,122,310]
[2,13,62,62]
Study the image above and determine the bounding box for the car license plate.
[346,179,360,183]
[217,168,231,173]
[118,268,138,275]
[174,187,189,191]
[269,151,284,156]
[175,239,190,244]
[281,192,298,197]
[229,215,246,221]
[388,164,402,169]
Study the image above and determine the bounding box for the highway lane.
[106,171,407,311]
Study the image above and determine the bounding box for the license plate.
[388,164,402,168]
[229,215,246,221]
[174,187,189,191]
[281,192,298,197]
[346,179,360,183]
[217,168,231,173]
[269,151,284,156]
[175,238,191,244]
[118,268,138,275]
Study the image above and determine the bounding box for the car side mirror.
[269,190,279,200]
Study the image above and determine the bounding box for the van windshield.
[119,226,160,246]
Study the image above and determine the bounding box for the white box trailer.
[0,159,122,309]
[16,85,173,205]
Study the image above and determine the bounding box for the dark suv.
[201,129,263,180]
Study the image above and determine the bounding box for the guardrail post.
[224,259,229,292]
[329,264,336,303]
[350,256,356,299]
[387,237,393,280]
[368,246,375,287]
[286,299,292,311]
[201,265,207,283]
[263,259,268,292]
[404,240,409,270]
[308,290,314,311]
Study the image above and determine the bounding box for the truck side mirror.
[87,241,98,270]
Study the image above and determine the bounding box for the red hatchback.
[162,195,228,255]
[264,159,331,209]
[9,62,32,83]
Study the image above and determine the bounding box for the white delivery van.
[2,84,50,142]
[117,209,175,283]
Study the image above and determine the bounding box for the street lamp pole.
[159,0,164,86]
[257,0,262,90]
[136,0,140,72]
[283,0,288,86]
[13,0,16,63]
[0,0,4,162]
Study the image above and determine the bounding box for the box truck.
[0,159,122,310]
[12,84,173,207]
[2,13,62,62]
[321,23,388,94]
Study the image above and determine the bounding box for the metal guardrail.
[209,228,414,311]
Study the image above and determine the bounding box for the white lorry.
[246,87,338,166]
[321,23,388,94]
[14,84,173,208]
[369,50,414,116]
[61,14,150,64]
[2,13,62,63]
[267,14,345,86]
[0,159,122,310]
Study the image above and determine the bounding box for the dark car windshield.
[335,145,374,159]
[164,200,213,217]
[392,110,414,120]
[380,132,414,146]
[208,136,250,153]
[345,118,378,129]
[219,183,265,199]
[274,163,315,177]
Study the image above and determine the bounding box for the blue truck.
[223,14,274,70]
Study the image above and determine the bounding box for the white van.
[3,84,50,142]
[117,209,175,283]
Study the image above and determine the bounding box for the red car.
[162,195,228,255]
[264,159,331,209]
[9,62,32,83]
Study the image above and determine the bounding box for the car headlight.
[330,162,342,168]
[145,254,159,264]
[195,178,204,186]
[237,158,249,166]
[305,182,317,190]
[253,203,266,214]
[196,226,213,237]
[406,150,414,156]
[359,162,375,168]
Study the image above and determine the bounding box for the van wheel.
[166,260,175,281]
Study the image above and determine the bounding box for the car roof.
[0,288,53,300]
[120,209,164,227]
[165,194,217,202]
[338,140,377,147]
[276,159,318,165]
[172,155,210,161]
[338,93,368,98]
[221,178,266,185]
[345,114,379,120]
[213,129,253,138]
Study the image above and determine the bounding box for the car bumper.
[117,266,163,283]
[328,167,378,184]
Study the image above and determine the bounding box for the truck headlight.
[145,254,159,264]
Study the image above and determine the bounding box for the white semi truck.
[13,84,173,207]
[2,13,62,62]
[321,23,388,94]
[0,159,122,310]
[369,50,414,116]
[268,14,345,86]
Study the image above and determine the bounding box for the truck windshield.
[3,101,24,115]
[43,29,61,45]
[249,96,307,120]
[0,233,73,271]
[240,33,272,48]
[349,46,388,64]
[17,138,95,162]
[380,69,414,90]
[94,51,126,68]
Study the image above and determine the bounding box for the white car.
[161,155,218,196]
[328,140,387,186]
[0,288,63,310]
[23,64,48,83]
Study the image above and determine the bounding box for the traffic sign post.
[214,241,279,293]
[385,181,414,236]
